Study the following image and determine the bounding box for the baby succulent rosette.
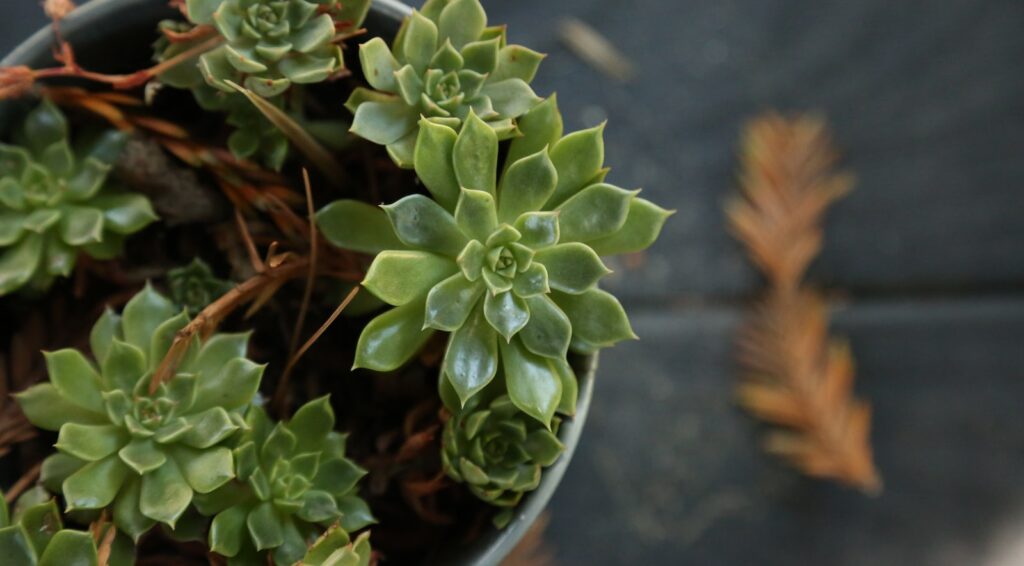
[0,487,134,565]
[15,285,264,541]
[168,258,233,315]
[442,395,563,528]
[348,0,543,166]
[195,397,372,565]
[0,100,157,296]
[318,101,671,427]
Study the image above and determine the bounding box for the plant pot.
[0,1,596,564]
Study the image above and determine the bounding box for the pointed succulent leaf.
[519,295,572,360]
[555,183,636,243]
[553,288,637,347]
[534,243,611,294]
[455,188,498,241]
[500,339,562,426]
[438,0,487,49]
[350,100,418,145]
[497,149,558,223]
[37,530,99,566]
[91,194,158,235]
[443,304,498,404]
[316,199,408,255]
[118,439,167,475]
[247,501,283,551]
[336,495,376,532]
[15,383,106,431]
[382,194,467,255]
[191,357,264,413]
[513,211,560,250]
[63,456,129,511]
[492,45,545,83]
[101,339,147,393]
[461,37,500,74]
[0,235,43,295]
[413,119,460,211]
[506,96,563,170]
[354,300,434,371]
[121,284,178,353]
[480,79,540,118]
[548,123,606,207]
[288,396,334,452]
[140,458,192,526]
[403,11,439,72]
[113,477,154,542]
[174,446,235,494]
[483,291,530,342]
[424,273,485,331]
[44,349,104,413]
[210,505,248,557]
[453,111,498,194]
[362,250,456,306]
[23,99,67,155]
[586,197,674,255]
[56,423,127,462]
[181,407,240,449]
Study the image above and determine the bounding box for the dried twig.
[727,112,880,493]
[4,461,42,504]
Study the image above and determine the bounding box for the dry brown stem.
[728,112,880,493]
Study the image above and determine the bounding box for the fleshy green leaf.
[497,148,558,224]
[150,311,191,371]
[553,288,637,347]
[63,456,129,511]
[247,501,283,551]
[483,291,530,342]
[453,111,498,195]
[438,0,487,49]
[140,457,192,527]
[548,123,605,207]
[519,295,571,360]
[454,188,498,241]
[353,300,435,371]
[316,199,408,255]
[193,332,250,379]
[350,99,418,145]
[23,99,67,155]
[118,438,167,475]
[114,476,155,541]
[555,183,636,243]
[362,251,456,306]
[210,505,248,557]
[480,78,539,118]
[382,194,468,256]
[58,207,104,246]
[443,304,498,404]
[336,495,376,532]
[44,349,104,413]
[186,0,219,25]
[586,197,674,255]
[38,530,98,566]
[288,396,334,452]
[56,423,127,462]
[313,458,365,497]
[413,119,460,211]
[0,234,43,296]
[505,95,563,171]
[191,358,264,413]
[402,11,439,73]
[173,446,234,494]
[181,407,239,449]
[461,37,499,74]
[15,383,106,431]
[534,243,611,294]
[101,339,146,393]
[424,273,485,331]
[91,194,158,235]
[121,284,177,353]
[492,45,545,83]
[512,262,549,298]
[358,37,399,91]
[500,338,562,426]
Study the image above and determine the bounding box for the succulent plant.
[317,102,671,425]
[189,0,345,98]
[0,100,157,296]
[168,258,234,315]
[0,487,134,565]
[196,398,373,565]
[297,525,371,566]
[441,395,563,527]
[15,285,264,540]
[347,0,544,166]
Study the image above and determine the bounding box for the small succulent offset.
[168,258,234,315]
[348,0,543,166]
[442,395,563,528]
[15,285,264,540]
[0,100,157,296]
[0,487,133,565]
[318,101,671,427]
[298,525,371,566]
[197,398,373,565]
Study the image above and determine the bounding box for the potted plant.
[0,0,670,563]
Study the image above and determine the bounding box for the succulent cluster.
[16,285,264,539]
[0,487,133,565]
[196,398,372,565]
[442,395,563,527]
[0,101,157,296]
[348,0,543,166]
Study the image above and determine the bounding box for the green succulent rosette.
[317,101,671,426]
[441,395,563,527]
[196,397,373,565]
[190,0,345,98]
[0,487,134,565]
[168,258,233,315]
[348,0,544,166]
[297,525,371,566]
[14,285,264,540]
[0,100,157,296]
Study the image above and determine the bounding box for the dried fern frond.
[729,112,880,493]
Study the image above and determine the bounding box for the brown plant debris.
[727,112,881,493]
[558,19,634,82]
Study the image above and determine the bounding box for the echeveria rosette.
[0,100,157,296]
[196,398,373,565]
[168,258,234,315]
[299,526,371,566]
[441,395,563,527]
[0,487,135,565]
[348,0,544,166]
[187,0,345,98]
[14,285,265,540]
[318,106,670,426]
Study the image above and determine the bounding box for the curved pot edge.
[0,1,597,564]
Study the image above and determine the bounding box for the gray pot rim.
[0,1,596,564]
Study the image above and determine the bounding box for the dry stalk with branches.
[727,112,881,493]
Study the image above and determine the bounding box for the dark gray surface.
[3,1,1024,565]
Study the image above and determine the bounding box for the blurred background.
[4,1,1024,564]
